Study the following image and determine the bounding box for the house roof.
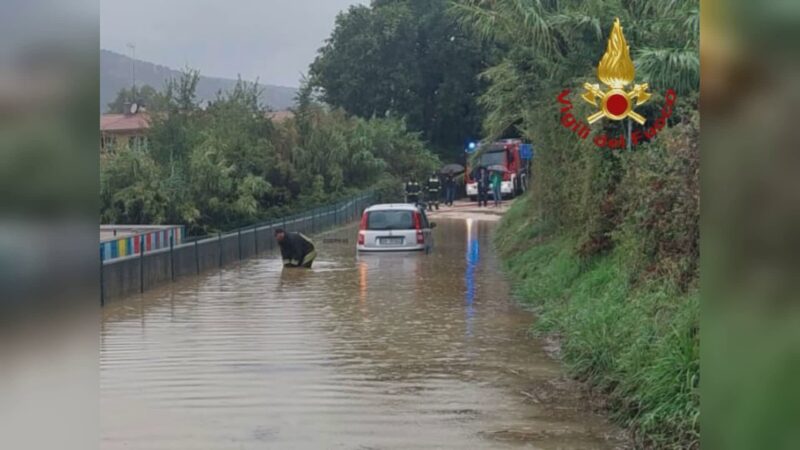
[100,112,151,133]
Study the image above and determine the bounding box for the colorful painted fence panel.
[100,226,184,261]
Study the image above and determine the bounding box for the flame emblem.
[581,18,650,124]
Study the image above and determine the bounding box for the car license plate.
[379,237,403,245]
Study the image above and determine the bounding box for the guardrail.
[100,192,374,304]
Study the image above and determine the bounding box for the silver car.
[357,204,436,252]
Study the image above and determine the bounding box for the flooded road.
[101,218,626,449]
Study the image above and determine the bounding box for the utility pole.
[126,42,136,93]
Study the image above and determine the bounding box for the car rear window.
[367,210,414,230]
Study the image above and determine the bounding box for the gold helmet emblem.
[581,18,651,124]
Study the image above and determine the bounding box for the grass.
[495,199,699,449]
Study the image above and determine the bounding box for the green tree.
[101,69,439,233]
[100,143,168,224]
[310,0,493,160]
[106,84,166,113]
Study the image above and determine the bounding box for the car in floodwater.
[357,204,435,252]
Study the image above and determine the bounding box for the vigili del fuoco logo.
[557,18,677,149]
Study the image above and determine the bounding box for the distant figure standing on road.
[490,170,503,207]
[426,172,441,211]
[476,167,489,207]
[275,228,316,268]
[405,178,421,205]
[444,173,456,206]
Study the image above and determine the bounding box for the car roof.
[364,203,420,212]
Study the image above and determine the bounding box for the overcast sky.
[101,0,366,87]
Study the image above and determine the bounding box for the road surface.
[101,214,627,449]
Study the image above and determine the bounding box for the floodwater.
[101,218,627,449]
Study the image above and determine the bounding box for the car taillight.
[414,211,424,244]
[358,212,367,245]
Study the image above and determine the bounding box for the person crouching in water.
[275,228,316,268]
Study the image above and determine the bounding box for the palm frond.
[450,0,557,57]
[548,12,602,41]
[635,47,699,94]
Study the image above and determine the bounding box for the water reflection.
[465,219,479,338]
[357,259,368,306]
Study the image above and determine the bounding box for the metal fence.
[100,192,375,305]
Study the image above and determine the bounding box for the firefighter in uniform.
[426,172,441,211]
[275,228,316,268]
[405,178,421,205]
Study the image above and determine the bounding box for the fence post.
[140,235,145,294]
[170,235,175,282]
[195,239,200,275]
[238,228,242,260]
[254,224,259,255]
[218,232,223,268]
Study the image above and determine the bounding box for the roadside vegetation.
[100,72,439,235]
[452,0,699,448]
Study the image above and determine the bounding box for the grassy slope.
[495,198,699,449]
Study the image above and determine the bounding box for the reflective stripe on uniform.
[301,250,316,267]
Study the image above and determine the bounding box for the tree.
[101,69,439,233]
[106,84,166,113]
[453,0,699,138]
[100,144,168,224]
[310,0,494,161]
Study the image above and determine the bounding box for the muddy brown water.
[101,218,627,449]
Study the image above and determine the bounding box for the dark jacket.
[475,169,490,190]
[405,181,421,194]
[427,176,441,192]
[278,232,315,266]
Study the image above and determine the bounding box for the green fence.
[101,192,375,304]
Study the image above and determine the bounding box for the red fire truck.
[465,139,527,200]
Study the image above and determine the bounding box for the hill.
[100,49,297,112]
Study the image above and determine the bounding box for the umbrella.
[487,164,509,173]
[440,163,465,175]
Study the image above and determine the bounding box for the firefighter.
[275,228,316,268]
[426,172,441,211]
[405,178,421,205]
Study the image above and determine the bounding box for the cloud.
[100,0,366,87]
